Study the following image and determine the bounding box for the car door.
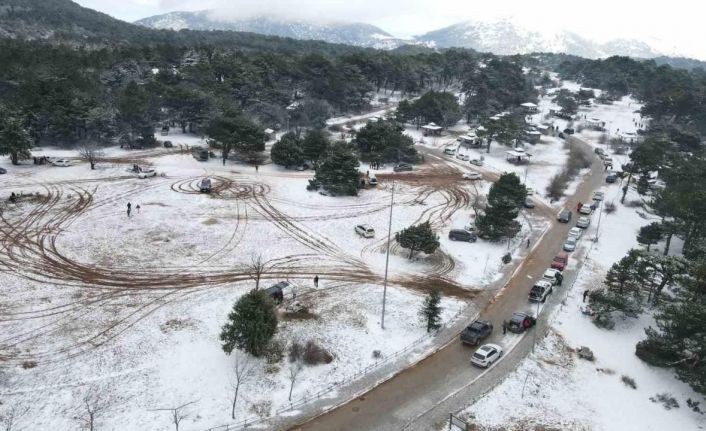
[486,348,497,365]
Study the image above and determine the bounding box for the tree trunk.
[621,172,633,204]
[408,248,415,260]
[11,152,19,165]
[663,232,673,256]
[231,383,239,419]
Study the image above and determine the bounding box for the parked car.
[199,177,212,193]
[368,175,378,186]
[471,344,503,368]
[606,173,618,183]
[51,159,73,167]
[568,227,583,240]
[551,252,569,271]
[542,268,563,286]
[265,281,295,303]
[525,188,534,196]
[163,141,173,148]
[579,204,592,215]
[563,236,577,252]
[460,320,493,345]
[592,191,605,201]
[529,280,554,302]
[563,128,575,135]
[594,148,605,156]
[138,168,157,179]
[523,197,535,208]
[456,153,470,161]
[0,167,6,174]
[576,216,591,229]
[295,163,310,171]
[449,229,477,242]
[469,158,484,166]
[557,208,572,223]
[462,172,482,180]
[393,163,413,172]
[443,147,456,155]
[507,312,536,333]
[355,224,375,238]
[558,132,565,139]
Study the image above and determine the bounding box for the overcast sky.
[76,0,706,59]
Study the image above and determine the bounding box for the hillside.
[135,11,409,50]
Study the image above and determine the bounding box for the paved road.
[291,137,605,431]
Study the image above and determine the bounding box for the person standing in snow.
[583,289,589,302]
[313,275,319,288]
[502,320,508,335]
[127,202,132,217]
[136,204,141,214]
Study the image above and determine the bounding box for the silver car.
[576,216,591,229]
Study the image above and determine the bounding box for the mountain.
[415,19,667,59]
[135,11,410,50]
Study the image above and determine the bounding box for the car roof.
[544,268,558,276]
[358,224,373,229]
[534,280,552,288]
[555,251,569,258]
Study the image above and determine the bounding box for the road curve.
[290,137,605,431]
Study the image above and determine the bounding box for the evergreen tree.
[395,221,440,259]
[0,116,32,165]
[636,175,651,196]
[310,142,359,196]
[220,289,278,357]
[589,249,648,326]
[637,222,663,252]
[636,258,706,394]
[354,120,417,163]
[553,89,578,115]
[301,129,329,166]
[476,173,526,240]
[207,112,266,162]
[420,288,442,332]
[270,132,304,167]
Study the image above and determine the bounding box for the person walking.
[526,238,530,249]
[255,164,259,173]
[313,275,319,288]
[556,272,564,286]
[583,289,589,303]
[136,204,141,214]
[502,320,508,335]
[127,202,132,217]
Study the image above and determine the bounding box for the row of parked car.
[443,146,484,167]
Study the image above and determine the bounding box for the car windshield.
[472,352,485,360]
[469,323,485,332]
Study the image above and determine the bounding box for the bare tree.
[288,362,303,401]
[245,253,273,290]
[1,404,29,431]
[76,390,110,431]
[79,144,105,170]
[152,401,196,431]
[469,183,486,219]
[230,352,253,419]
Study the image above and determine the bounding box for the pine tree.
[637,175,651,196]
[637,222,663,251]
[636,258,706,394]
[270,132,303,167]
[220,289,278,357]
[0,117,32,165]
[420,288,442,332]
[590,249,648,326]
[476,173,525,240]
[396,221,440,259]
[301,129,329,166]
[310,142,360,196]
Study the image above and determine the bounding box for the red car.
[551,252,569,271]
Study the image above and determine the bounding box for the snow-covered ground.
[455,114,705,431]
[0,130,526,430]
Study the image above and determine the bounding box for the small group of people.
[126,202,141,217]
[368,161,381,169]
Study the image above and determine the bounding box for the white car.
[576,216,591,229]
[542,268,562,286]
[462,172,482,180]
[471,344,503,368]
[355,224,375,238]
[592,191,605,201]
[568,227,583,240]
[456,153,470,161]
[443,147,456,155]
[469,158,484,166]
[138,168,157,179]
[51,159,73,167]
[563,236,577,252]
[579,203,593,215]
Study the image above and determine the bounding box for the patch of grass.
[650,393,680,410]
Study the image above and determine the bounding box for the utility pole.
[594,198,604,242]
[381,181,395,329]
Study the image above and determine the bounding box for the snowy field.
[0,127,535,430]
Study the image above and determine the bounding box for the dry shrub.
[303,340,333,365]
[288,342,304,363]
[604,201,617,214]
[621,375,637,389]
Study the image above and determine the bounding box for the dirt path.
[290,136,605,431]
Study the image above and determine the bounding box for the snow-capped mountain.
[415,19,668,59]
[134,11,409,50]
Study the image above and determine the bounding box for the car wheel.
[450,237,455,241]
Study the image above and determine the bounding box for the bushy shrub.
[264,339,285,364]
[303,340,333,365]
